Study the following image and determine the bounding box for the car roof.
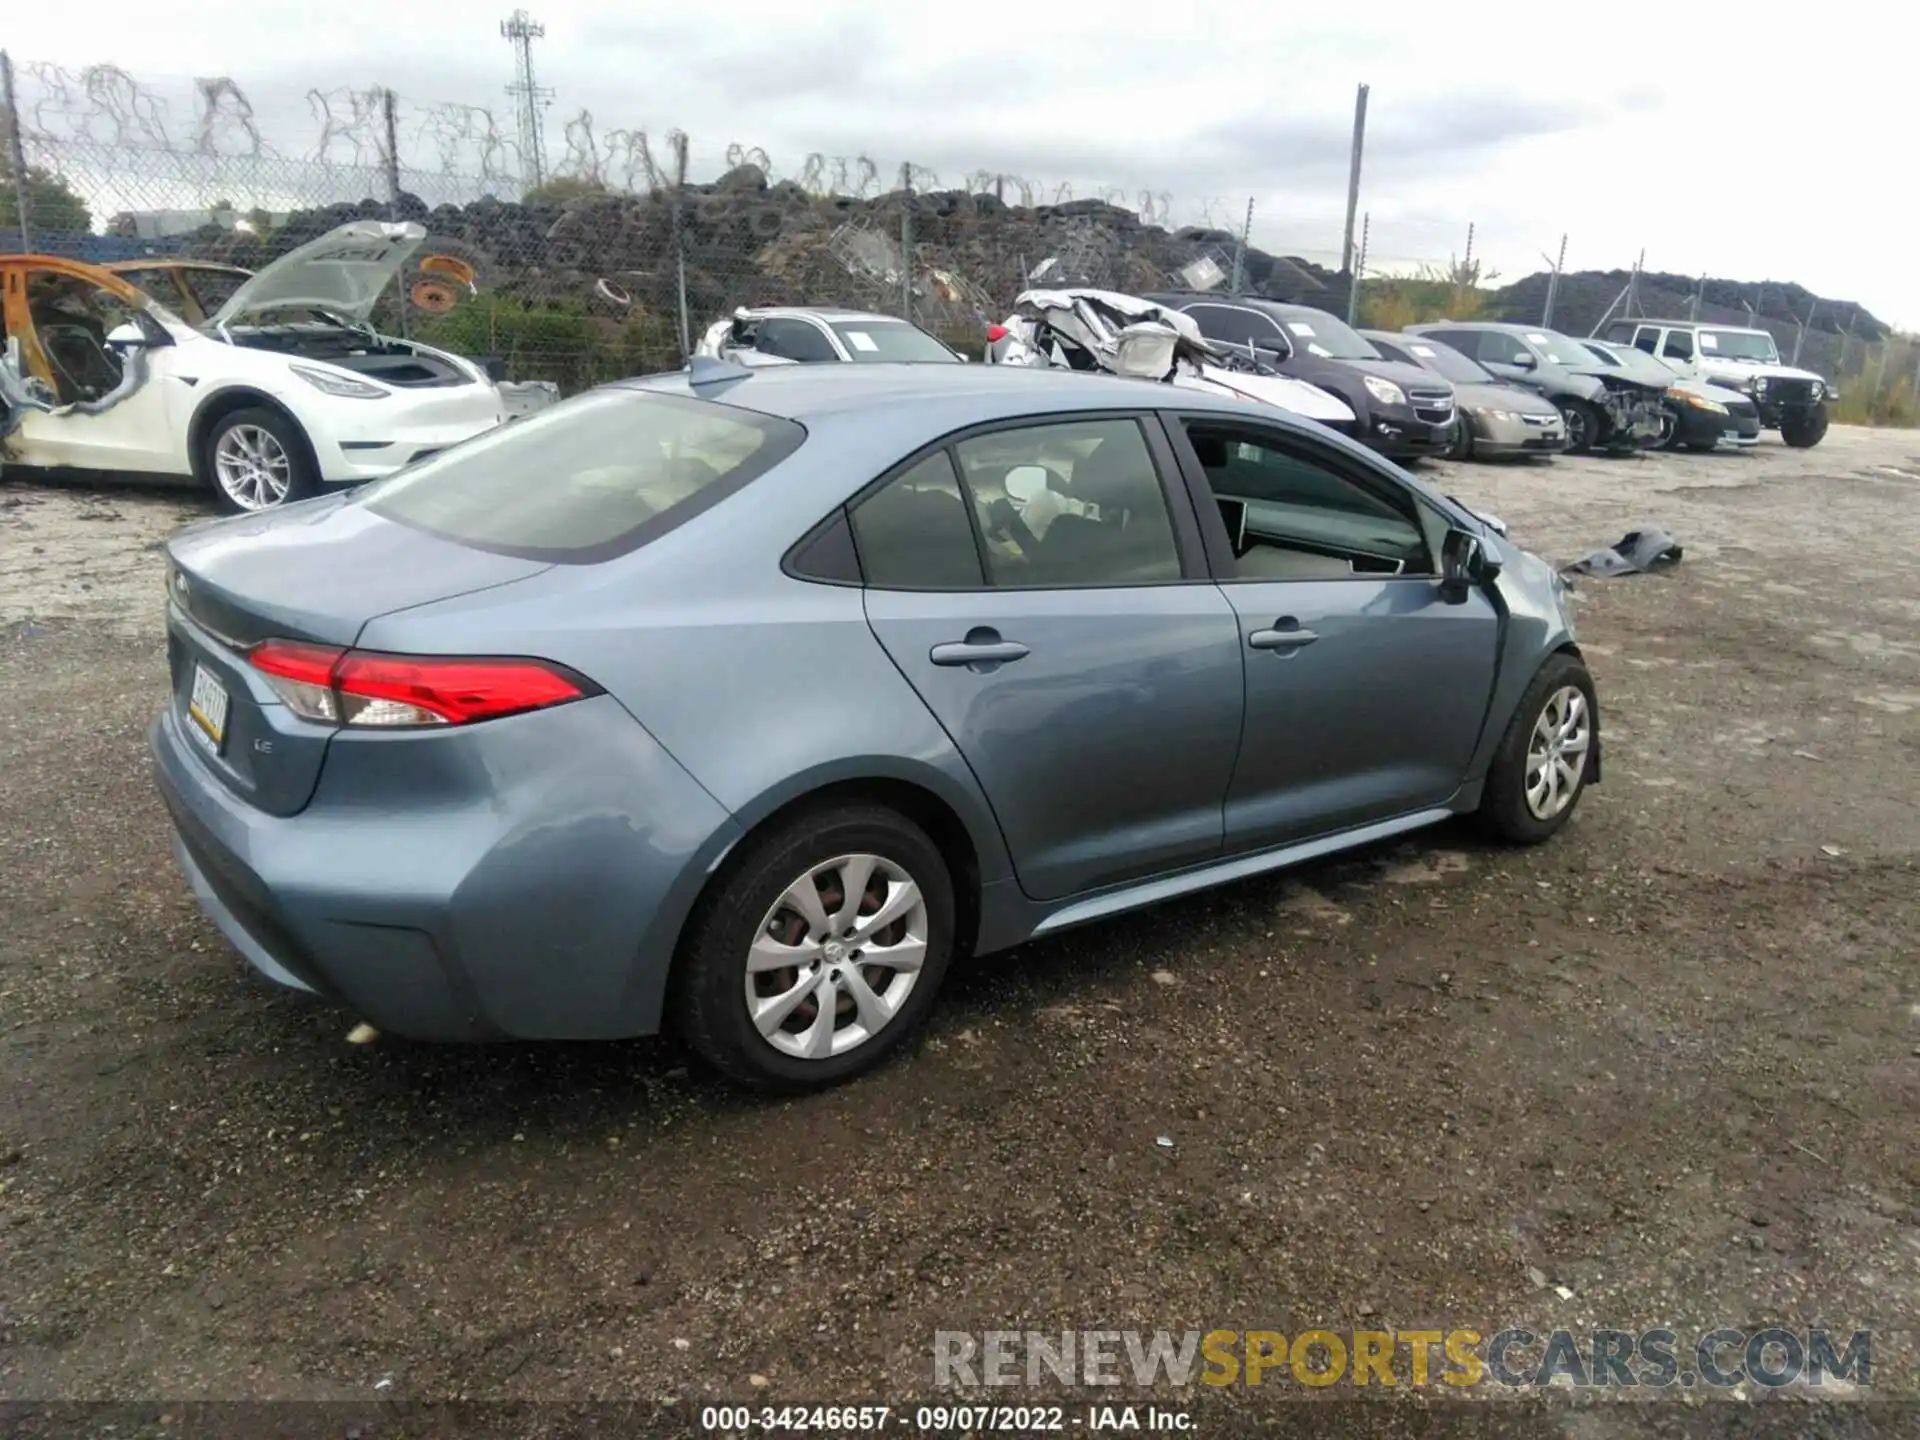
[616,359,1273,425]
[1617,318,1769,335]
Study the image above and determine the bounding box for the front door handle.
[1248,617,1320,651]
[930,627,1030,669]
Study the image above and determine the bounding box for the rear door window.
[953,418,1183,588]
[362,388,804,562]
[848,451,986,589]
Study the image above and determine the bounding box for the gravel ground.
[1,431,1917,1437]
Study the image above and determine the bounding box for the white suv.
[1601,321,1834,447]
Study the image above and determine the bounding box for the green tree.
[1360,260,1501,330]
[0,163,93,237]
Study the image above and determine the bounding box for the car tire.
[1557,399,1598,455]
[1782,408,1829,448]
[671,802,957,1092]
[1475,652,1598,846]
[1447,415,1475,460]
[204,406,321,514]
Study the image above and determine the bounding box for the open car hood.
[997,288,1354,425]
[211,221,426,327]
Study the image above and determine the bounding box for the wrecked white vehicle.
[984,288,1356,433]
[0,222,552,512]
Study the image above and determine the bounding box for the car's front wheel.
[205,406,320,514]
[1557,399,1598,455]
[672,803,956,1091]
[1781,407,1830,448]
[1476,653,1598,844]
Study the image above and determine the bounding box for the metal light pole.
[1339,84,1369,277]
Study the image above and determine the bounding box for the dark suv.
[1144,295,1458,459]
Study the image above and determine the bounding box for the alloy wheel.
[1559,405,1590,451]
[745,853,930,1060]
[1525,685,1591,821]
[213,424,293,510]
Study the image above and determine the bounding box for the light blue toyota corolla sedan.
[152,360,1599,1090]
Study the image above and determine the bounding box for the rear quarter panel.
[352,399,1027,889]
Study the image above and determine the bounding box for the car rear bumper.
[150,692,739,1041]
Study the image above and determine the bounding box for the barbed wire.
[9,54,1899,411]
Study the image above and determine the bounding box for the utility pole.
[1,51,30,251]
[1345,212,1369,327]
[500,9,553,192]
[1689,272,1705,321]
[1541,234,1567,328]
[381,89,410,339]
[1229,195,1254,296]
[1339,83,1369,277]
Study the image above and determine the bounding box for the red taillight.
[248,640,593,728]
[986,324,1009,342]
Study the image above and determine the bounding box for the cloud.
[4,0,1913,325]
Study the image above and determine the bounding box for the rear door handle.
[1248,618,1320,651]
[930,627,1030,669]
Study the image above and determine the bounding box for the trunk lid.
[164,494,551,815]
[210,220,425,327]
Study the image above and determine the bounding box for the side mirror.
[106,322,154,349]
[1440,528,1502,603]
[1510,352,1537,369]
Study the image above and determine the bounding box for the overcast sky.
[10,0,1915,327]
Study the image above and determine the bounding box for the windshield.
[826,320,957,363]
[1699,329,1780,363]
[1275,311,1379,361]
[1530,331,1599,367]
[1579,343,1622,367]
[362,388,804,562]
[1403,340,1491,384]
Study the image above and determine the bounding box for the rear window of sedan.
[360,389,804,562]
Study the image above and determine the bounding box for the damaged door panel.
[1,258,190,473]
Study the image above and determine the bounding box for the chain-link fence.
[4,52,1910,422]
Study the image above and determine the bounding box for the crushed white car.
[0,222,554,511]
[984,288,1356,432]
